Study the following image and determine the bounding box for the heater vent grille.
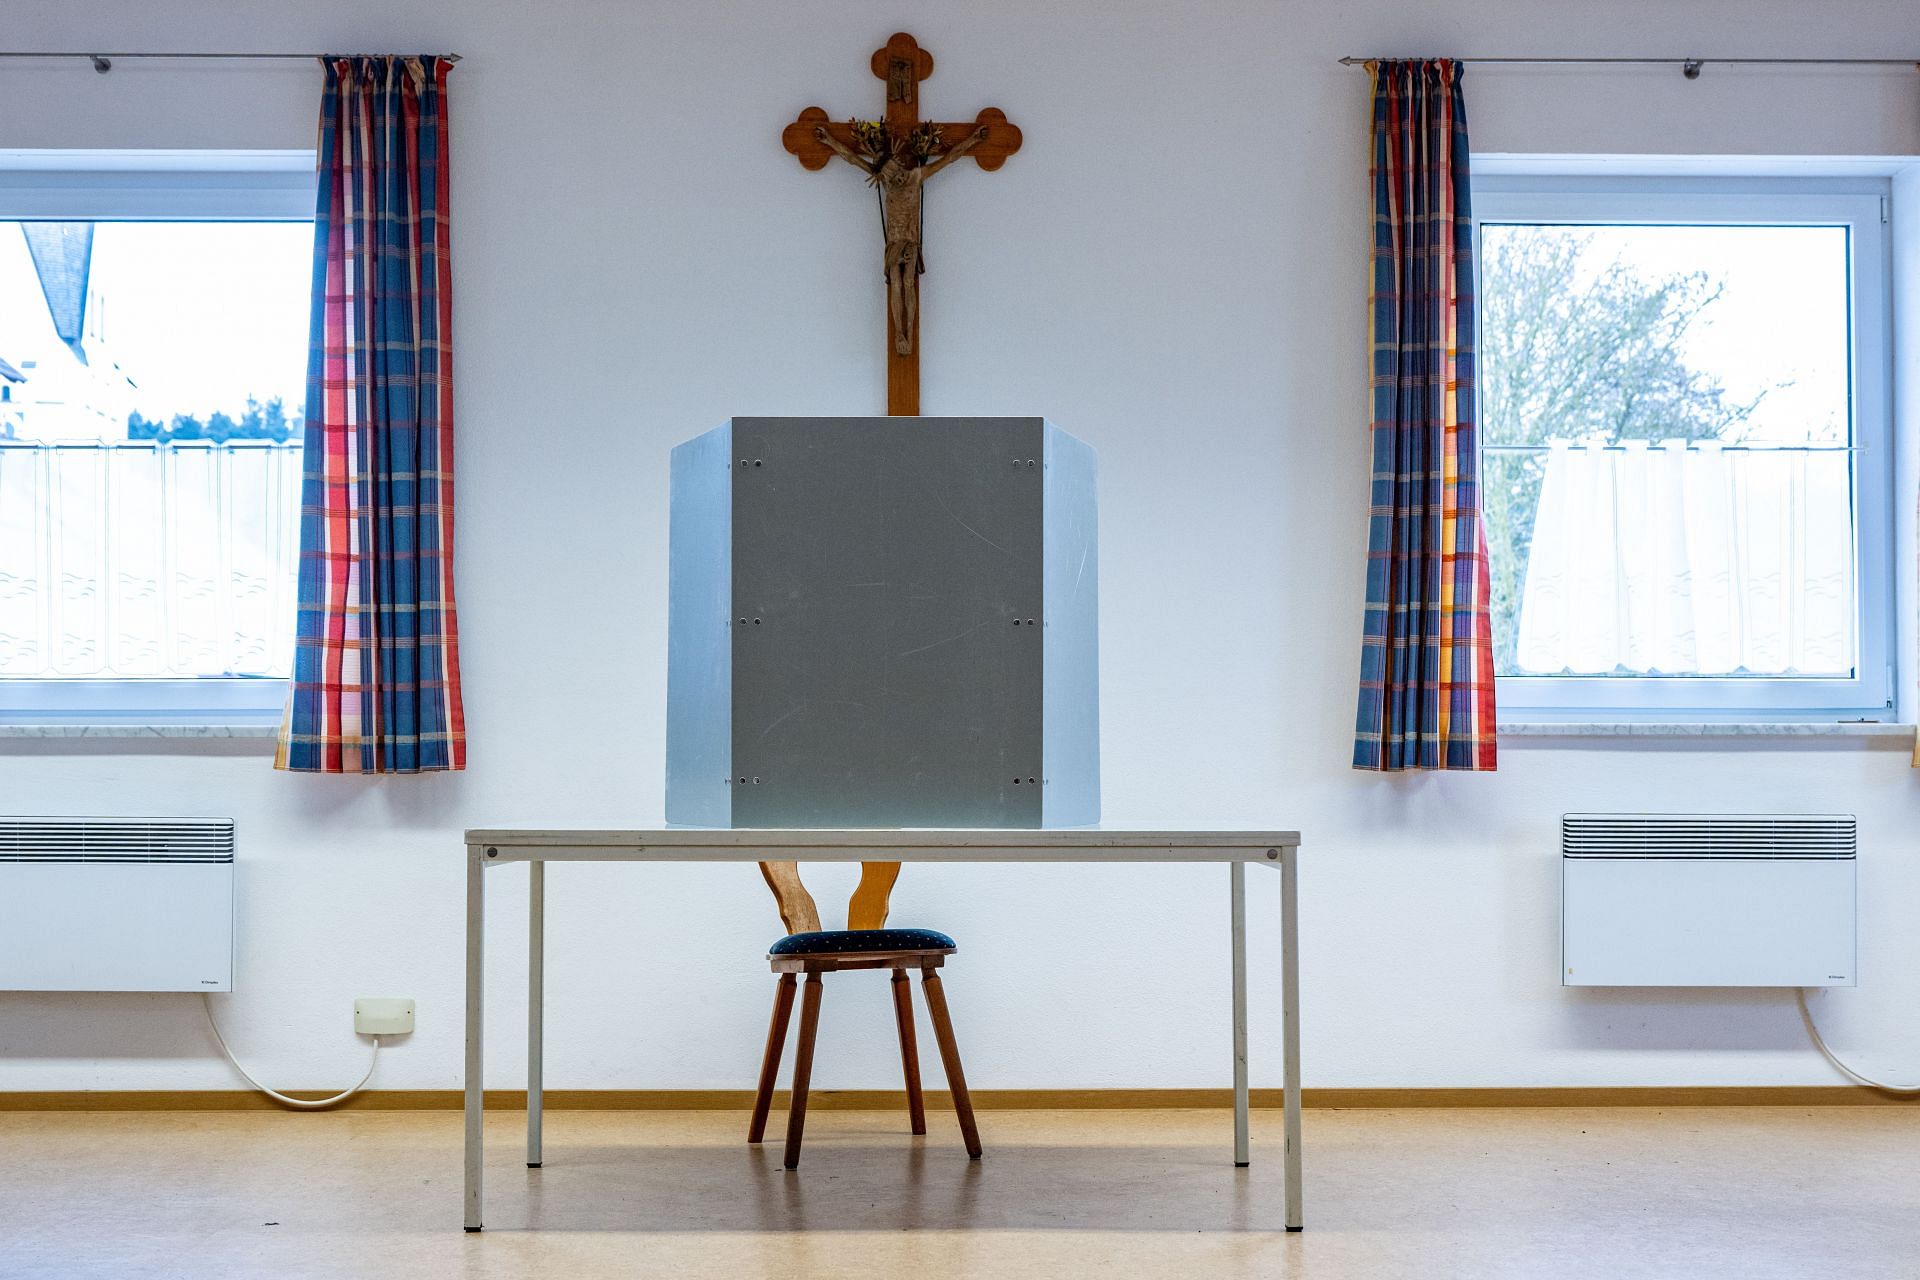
[0,817,235,864]
[1562,813,1855,861]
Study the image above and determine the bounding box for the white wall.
[2,0,1919,1094]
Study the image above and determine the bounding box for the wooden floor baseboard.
[0,1086,1909,1112]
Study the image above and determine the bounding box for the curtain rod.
[1339,55,1917,79]
[0,51,461,74]
[1491,443,1859,453]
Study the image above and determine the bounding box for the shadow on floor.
[497,1138,1286,1233]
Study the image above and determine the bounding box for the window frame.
[0,151,314,727]
[1472,172,1895,723]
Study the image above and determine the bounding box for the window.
[1474,174,1893,721]
[0,153,313,725]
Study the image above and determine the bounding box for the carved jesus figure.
[814,122,990,356]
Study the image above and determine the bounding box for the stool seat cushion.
[769,928,956,956]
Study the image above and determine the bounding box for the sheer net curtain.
[1517,440,1853,677]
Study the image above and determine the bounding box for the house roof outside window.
[21,222,94,362]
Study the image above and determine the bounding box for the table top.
[466,828,1300,863]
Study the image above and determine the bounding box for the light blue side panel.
[1042,422,1100,827]
[665,422,733,827]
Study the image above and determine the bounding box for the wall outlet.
[354,998,415,1036]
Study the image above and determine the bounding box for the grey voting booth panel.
[667,417,1098,829]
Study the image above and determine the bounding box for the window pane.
[1480,221,1856,680]
[1481,224,1850,448]
[0,221,307,679]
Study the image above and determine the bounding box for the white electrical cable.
[1795,988,1920,1096]
[201,993,381,1110]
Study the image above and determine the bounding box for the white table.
[462,828,1304,1232]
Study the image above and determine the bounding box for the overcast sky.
[93,221,311,420]
[0,220,309,434]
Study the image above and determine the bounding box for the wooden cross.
[782,33,1023,416]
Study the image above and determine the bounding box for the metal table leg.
[464,845,487,1231]
[1281,844,1302,1231]
[1230,860,1250,1167]
[528,859,544,1169]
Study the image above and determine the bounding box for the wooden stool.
[748,860,982,1169]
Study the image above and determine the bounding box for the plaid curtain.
[1352,60,1496,772]
[277,56,465,773]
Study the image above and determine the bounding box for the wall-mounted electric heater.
[1562,813,1856,988]
[0,817,234,992]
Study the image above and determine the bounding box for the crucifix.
[782,32,1023,416]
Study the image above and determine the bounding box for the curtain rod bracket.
[1682,58,1703,80]
[89,54,111,74]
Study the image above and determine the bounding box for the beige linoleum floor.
[0,1106,1915,1279]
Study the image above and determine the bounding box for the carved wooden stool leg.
[749,973,798,1144]
[890,968,927,1135]
[920,969,982,1158]
[783,973,826,1169]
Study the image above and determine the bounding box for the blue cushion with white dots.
[769,928,956,956]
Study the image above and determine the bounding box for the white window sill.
[1,678,290,725]
[1499,721,1914,740]
[0,724,279,740]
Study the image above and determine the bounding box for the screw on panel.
[486,848,498,858]
[1682,58,1703,79]
[1266,849,1279,859]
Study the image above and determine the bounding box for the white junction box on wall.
[354,998,416,1036]
[1561,813,1856,988]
